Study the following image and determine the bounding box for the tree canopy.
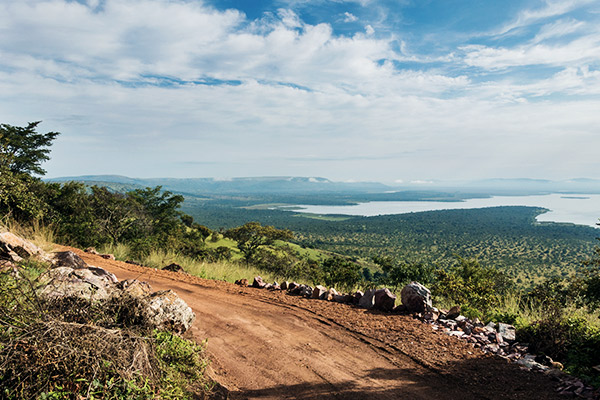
[224,222,293,263]
[0,121,60,176]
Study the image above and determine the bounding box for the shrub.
[0,260,212,399]
[519,310,600,387]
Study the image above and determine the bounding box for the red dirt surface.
[63,246,565,399]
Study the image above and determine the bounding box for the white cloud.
[1,0,600,181]
[497,0,594,35]
[532,18,586,43]
[461,33,600,69]
[343,12,358,23]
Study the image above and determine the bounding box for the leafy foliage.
[0,121,60,176]
[320,256,362,292]
[433,257,514,316]
[0,261,212,399]
[224,222,293,264]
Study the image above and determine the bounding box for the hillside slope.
[64,246,565,400]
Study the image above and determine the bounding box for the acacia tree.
[0,122,59,221]
[224,222,293,264]
[0,121,60,176]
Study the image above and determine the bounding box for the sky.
[1,0,599,184]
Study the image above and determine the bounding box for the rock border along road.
[65,246,565,400]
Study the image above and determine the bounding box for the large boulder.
[162,263,183,272]
[325,288,338,301]
[498,323,516,342]
[358,289,376,309]
[0,231,51,263]
[116,279,153,298]
[252,276,266,288]
[374,288,396,312]
[38,266,118,301]
[53,251,88,269]
[312,285,327,299]
[352,291,364,305]
[446,305,461,320]
[144,290,195,334]
[400,282,432,313]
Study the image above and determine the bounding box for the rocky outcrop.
[252,276,266,289]
[38,264,194,333]
[0,231,51,263]
[358,289,376,309]
[53,251,88,269]
[325,288,338,301]
[38,266,118,300]
[145,290,195,333]
[0,232,196,334]
[163,263,184,272]
[374,288,396,311]
[400,282,432,313]
[312,285,327,299]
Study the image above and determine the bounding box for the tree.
[321,257,361,292]
[224,222,293,264]
[0,121,59,221]
[0,121,60,176]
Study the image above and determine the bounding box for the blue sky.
[1,0,599,183]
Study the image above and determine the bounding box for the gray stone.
[145,289,195,333]
[423,307,440,321]
[312,285,327,299]
[333,294,348,303]
[38,266,117,301]
[358,289,376,309]
[300,285,313,297]
[0,231,51,263]
[117,279,152,297]
[252,276,266,288]
[400,282,432,313]
[352,291,364,305]
[498,323,516,342]
[517,355,548,371]
[446,305,461,319]
[53,251,88,269]
[163,263,184,272]
[374,288,396,311]
[325,288,338,301]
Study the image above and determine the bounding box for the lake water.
[291,194,600,228]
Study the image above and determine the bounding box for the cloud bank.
[0,0,599,182]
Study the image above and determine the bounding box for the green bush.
[519,311,600,387]
[0,261,212,399]
[432,257,514,315]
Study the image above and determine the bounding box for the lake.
[291,193,600,228]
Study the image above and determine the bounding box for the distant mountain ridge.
[46,175,391,195]
[46,175,600,196]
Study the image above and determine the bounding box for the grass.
[0,254,213,399]
[99,244,282,284]
[0,218,57,252]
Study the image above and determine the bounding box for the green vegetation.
[0,260,212,399]
[182,202,597,288]
[2,120,600,388]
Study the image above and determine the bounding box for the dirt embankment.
[64,246,565,400]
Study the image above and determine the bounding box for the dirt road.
[66,247,564,399]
